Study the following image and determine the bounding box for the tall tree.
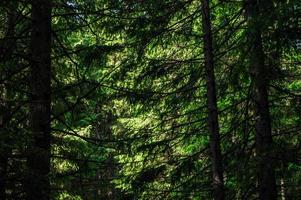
[246,0,277,199]
[25,0,52,199]
[0,67,10,200]
[201,0,225,199]
[0,2,17,198]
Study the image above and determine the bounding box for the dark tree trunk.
[246,0,277,199]
[0,3,17,198]
[201,0,225,199]
[25,1,52,199]
[0,103,9,200]
[0,83,10,200]
[0,157,8,200]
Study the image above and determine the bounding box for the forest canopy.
[0,0,300,199]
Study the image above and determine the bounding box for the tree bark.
[0,3,17,198]
[0,80,10,200]
[25,1,52,199]
[201,0,225,199]
[246,0,277,199]
[0,94,9,200]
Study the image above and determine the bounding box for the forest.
[0,0,300,199]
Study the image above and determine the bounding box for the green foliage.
[0,0,300,199]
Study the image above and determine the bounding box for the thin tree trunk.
[0,95,9,200]
[25,1,52,199]
[201,0,225,199]
[0,76,10,200]
[246,0,277,199]
[0,157,8,199]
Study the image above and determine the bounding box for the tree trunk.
[0,78,10,200]
[0,3,17,198]
[201,0,225,199]
[0,97,9,200]
[246,0,277,199]
[25,1,52,199]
